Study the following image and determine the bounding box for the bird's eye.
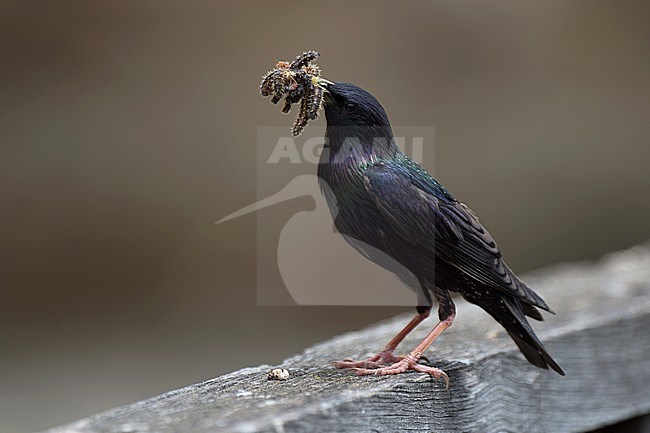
[344,102,357,113]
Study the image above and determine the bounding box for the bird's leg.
[334,306,430,369]
[354,291,456,388]
[354,313,455,388]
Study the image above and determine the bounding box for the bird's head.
[315,79,391,129]
[314,78,395,158]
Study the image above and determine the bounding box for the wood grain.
[45,243,650,433]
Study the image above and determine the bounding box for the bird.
[313,78,565,384]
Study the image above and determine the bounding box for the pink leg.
[354,314,455,389]
[334,308,430,369]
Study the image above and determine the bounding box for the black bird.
[314,79,565,383]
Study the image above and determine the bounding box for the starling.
[312,79,565,384]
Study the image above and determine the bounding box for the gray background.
[1,1,648,432]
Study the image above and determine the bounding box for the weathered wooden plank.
[45,243,650,433]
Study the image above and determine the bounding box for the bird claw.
[412,363,450,390]
[334,351,404,369]
[351,357,450,390]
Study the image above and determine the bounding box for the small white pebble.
[267,368,290,381]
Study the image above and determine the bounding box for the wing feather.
[363,162,551,312]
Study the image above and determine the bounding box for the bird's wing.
[363,162,550,311]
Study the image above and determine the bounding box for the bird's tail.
[506,330,565,375]
[501,298,565,375]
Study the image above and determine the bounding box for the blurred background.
[1,1,649,432]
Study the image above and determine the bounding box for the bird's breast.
[318,162,389,247]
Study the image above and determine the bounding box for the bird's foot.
[353,354,449,389]
[334,350,405,370]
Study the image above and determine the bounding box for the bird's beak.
[313,76,334,106]
[312,76,334,91]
